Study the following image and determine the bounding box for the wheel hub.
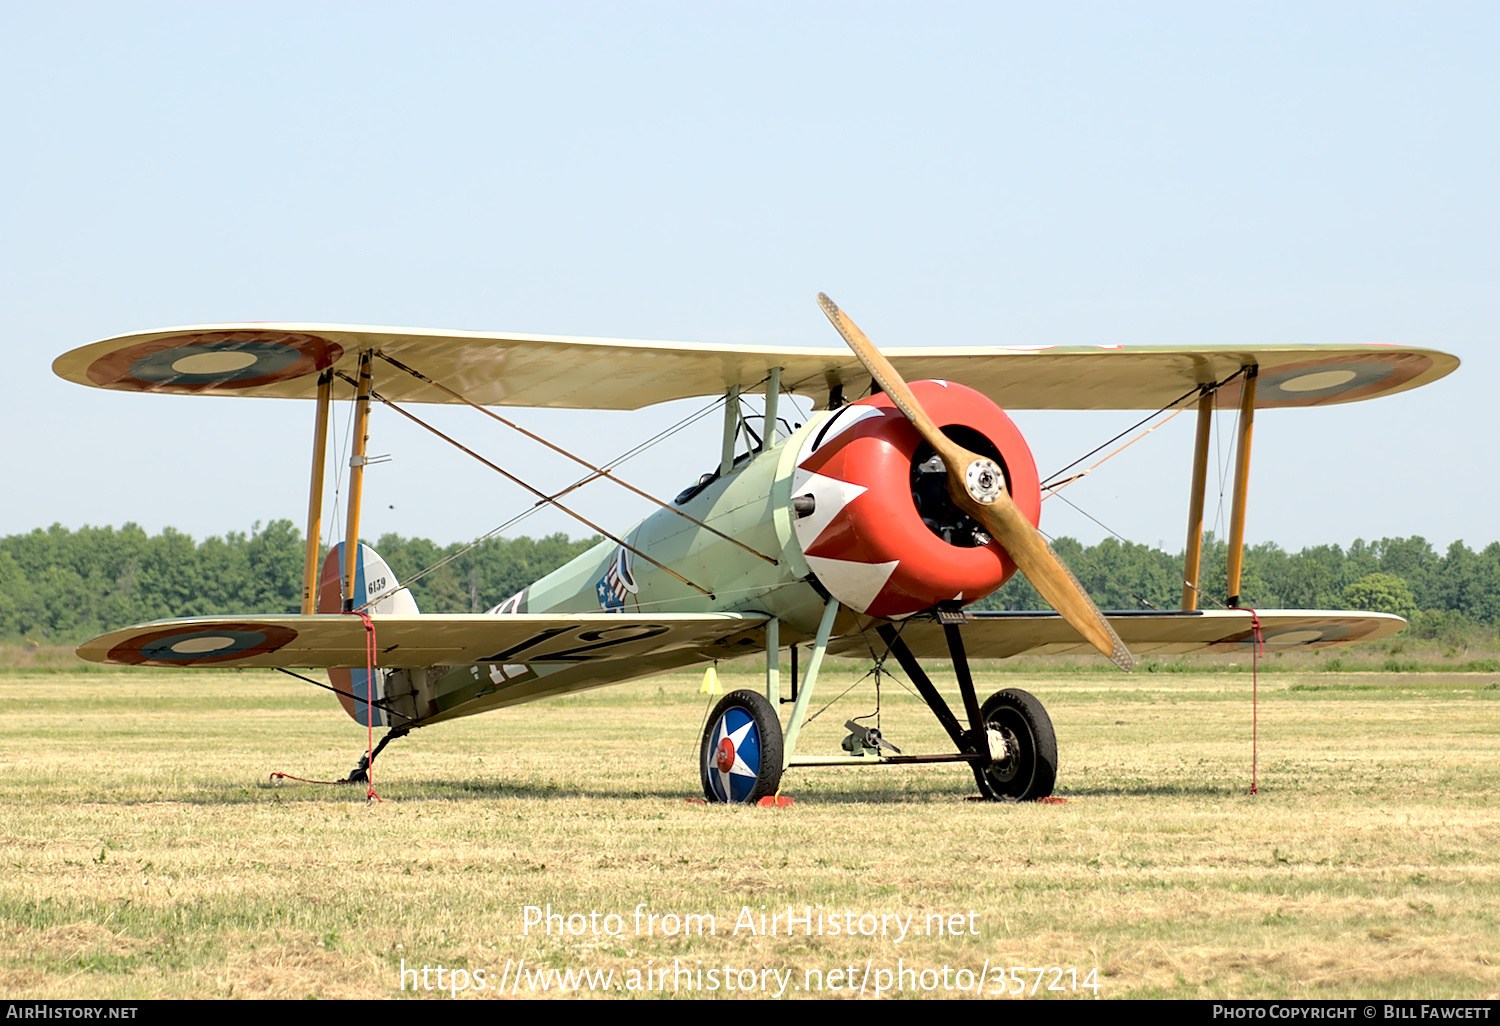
[985,727,1011,766]
[715,736,737,773]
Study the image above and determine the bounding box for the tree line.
[0,521,597,642]
[970,534,1500,645]
[2,521,1497,643]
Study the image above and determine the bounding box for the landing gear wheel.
[973,688,1057,802]
[700,690,784,804]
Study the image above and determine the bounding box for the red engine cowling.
[791,380,1041,618]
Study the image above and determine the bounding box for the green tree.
[245,520,304,612]
[5,520,1500,639]
[1374,536,1439,608]
[1342,573,1418,618]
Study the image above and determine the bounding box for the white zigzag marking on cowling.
[803,556,900,614]
[792,471,868,552]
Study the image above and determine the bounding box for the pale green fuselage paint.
[398,411,837,726]
[521,411,833,637]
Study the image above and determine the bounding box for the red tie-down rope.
[351,609,382,802]
[268,610,383,800]
[1230,606,1265,795]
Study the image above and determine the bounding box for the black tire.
[700,690,784,804]
[972,688,1057,801]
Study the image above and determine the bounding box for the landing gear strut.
[725,601,1060,803]
[343,727,411,784]
[878,621,1059,801]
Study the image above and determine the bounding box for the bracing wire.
[360,390,735,607]
[1029,370,1251,613]
[325,388,357,559]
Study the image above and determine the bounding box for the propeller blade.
[817,293,1134,671]
[964,495,1135,671]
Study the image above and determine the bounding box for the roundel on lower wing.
[1216,352,1433,408]
[791,381,1042,619]
[1227,622,1354,649]
[107,623,298,666]
[706,707,763,803]
[85,330,342,393]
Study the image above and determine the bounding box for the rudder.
[317,542,419,726]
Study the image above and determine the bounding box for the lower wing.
[79,612,770,728]
[77,608,1396,726]
[838,609,1405,661]
[78,612,769,670]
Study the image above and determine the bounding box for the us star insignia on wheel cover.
[707,707,763,802]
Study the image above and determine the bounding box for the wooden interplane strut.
[301,371,333,614]
[1180,390,1215,611]
[1226,367,1259,606]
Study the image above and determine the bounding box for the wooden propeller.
[817,293,1134,671]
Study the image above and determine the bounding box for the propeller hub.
[965,458,1006,504]
[816,292,1134,672]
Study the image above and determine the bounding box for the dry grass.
[0,657,1497,999]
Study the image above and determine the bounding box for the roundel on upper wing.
[106,622,298,666]
[85,330,342,393]
[1216,351,1434,408]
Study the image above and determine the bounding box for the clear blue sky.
[3,2,1494,556]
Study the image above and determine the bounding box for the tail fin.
[317,542,419,726]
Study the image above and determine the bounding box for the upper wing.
[53,323,1457,411]
[831,609,1406,661]
[79,612,767,670]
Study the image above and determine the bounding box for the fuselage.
[383,381,1041,727]
[500,379,1041,635]
[501,410,830,634]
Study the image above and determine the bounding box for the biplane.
[52,297,1459,802]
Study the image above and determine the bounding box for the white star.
[714,716,759,798]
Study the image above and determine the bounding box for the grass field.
[1,652,1496,1000]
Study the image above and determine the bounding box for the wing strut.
[300,370,333,614]
[719,384,741,476]
[1180,389,1214,611]
[343,351,375,610]
[1225,366,1259,606]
